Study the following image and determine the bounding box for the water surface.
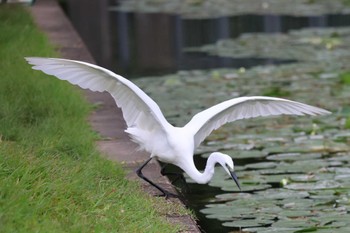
[65,3,350,232]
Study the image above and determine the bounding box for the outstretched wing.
[25,57,171,134]
[184,96,330,148]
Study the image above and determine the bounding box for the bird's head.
[211,152,241,190]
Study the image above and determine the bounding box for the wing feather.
[26,57,171,137]
[184,96,330,148]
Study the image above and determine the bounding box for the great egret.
[25,57,330,197]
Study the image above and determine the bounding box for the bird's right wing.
[184,96,330,148]
[25,57,172,134]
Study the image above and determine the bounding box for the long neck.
[179,154,219,184]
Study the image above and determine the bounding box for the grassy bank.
[0,5,181,232]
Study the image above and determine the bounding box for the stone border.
[29,0,200,232]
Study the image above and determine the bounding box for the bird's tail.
[124,127,148,151]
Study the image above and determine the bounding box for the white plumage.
[26,57,330,196]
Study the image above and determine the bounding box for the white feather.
[26,57,331,188]
[184,96,330,148]
[26,57,172,152]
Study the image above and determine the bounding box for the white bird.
[25,57,330,197]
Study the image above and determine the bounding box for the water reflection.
[66,2,350,77]
[109,12,350,76]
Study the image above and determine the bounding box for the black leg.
[159,164,190,207]
[136,158,178,199]
[160,164,188,187]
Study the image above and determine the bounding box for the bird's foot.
[158,190,179,199]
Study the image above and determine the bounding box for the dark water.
[65,3,350,232]
[109,12,350,77]
[66,3,350,78]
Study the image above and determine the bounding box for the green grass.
[0,5,183,232]
[339,71,350,85]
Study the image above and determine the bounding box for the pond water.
[132,63,350,232]
[66,2,350,232]
[67,3,350,77]
[107,12,350,77]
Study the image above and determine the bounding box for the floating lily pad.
[335,174,350,180]
[265,159,329,175]
[278,209,315,218]
[260,174,292,184]
[290,173,335,182]
[267,153,322,161]
[201,149,264,159]
[285,180,342,190]
[262,145,313,155]
[215,192,252,202]
[187,27,350,65]
[222,183,272,192]
[201,205,255,219]
[331,167,350,174]
[245,162,277,170]
[225,150,265,159]
[254,189,310,200]
[243,227,303,233]
[223,218,274,228]
[272,219,314,229]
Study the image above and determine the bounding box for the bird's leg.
[160,164,189,189]
[136,158,179,199]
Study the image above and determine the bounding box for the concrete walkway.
[29,0,200,232]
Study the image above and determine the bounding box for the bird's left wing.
[184,96,330,148]
[25,57,171,133]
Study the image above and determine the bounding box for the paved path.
[29,0,200,232]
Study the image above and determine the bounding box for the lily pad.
[267,153,322,161]
[222,183,272,192]
[272,219,314,229]
[290,173,335,182]
[223,218,274,228]
[187,27,350,65]
[254,189,310,200]
[201,205,256,219]
[277,209,315,218]
[215,192,252,202]
[245,162,277,170]
[243,227,303,233]
[285,180,342,190]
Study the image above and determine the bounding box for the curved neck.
[179,154,220,184]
